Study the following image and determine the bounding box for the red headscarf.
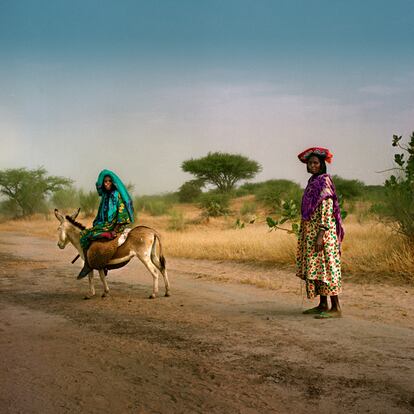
[298,147,333,164]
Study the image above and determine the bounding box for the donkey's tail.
[151,232,166,272]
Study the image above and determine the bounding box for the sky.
[1,0,414,193]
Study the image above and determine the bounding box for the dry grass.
[164,224,297,265]
[1,207,413,284]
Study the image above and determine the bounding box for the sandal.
[314,311,342,319]
[302,307,326,315]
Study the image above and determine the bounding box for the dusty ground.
[0,232,413,414]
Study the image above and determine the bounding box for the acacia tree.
[0,167,72,217]
[181,152,261,193]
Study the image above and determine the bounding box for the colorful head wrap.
[298,147,333,164]
[96,169,134,222]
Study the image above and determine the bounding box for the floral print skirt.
[296,199,342,299]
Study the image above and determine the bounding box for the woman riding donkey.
[78,169,134,279]
[296,147,345,319]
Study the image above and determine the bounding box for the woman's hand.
[315,230,325,251]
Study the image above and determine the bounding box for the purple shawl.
[301,174,344,242]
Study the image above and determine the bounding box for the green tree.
[182,152,261,193]
[0,167,72,217]
[178,179,204,203]
[374,132,414,241]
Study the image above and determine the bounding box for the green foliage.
[337,194,348,221]
[79,190,99,217]
[362,185,387,202]
[178,179,204,203]
[182,152,261,193]
[266,200,301,236]
[51,186,80,210]
[0,199,21,219]
[254,180,302,212]
[167,209,186,231]
[373,132,414,241]
[199,193,231,217]
[0,167,72,217]
[134,194,177,216]
[332,175,365,200]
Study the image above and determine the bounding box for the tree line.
[1,134,413,241]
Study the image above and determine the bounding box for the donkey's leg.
[150,240,170,297]
[139,256,160,299]
[84,271,95,299]
[160,268,170,297]
[98,269,110,298]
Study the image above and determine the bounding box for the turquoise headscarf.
[95,169,135,223]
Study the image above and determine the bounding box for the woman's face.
[103,176,113,191]
[307,155,321,175]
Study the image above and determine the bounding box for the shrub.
[332,175,365,200]
[79,190,99,217]
[178,180,203,203]
[373,132,414,242]
[51,186,80,210]
[255,180,302,213]
[199,193,231,217]
[167,209,186,231]
[134,194,177,216]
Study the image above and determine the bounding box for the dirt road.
[0,232,413,413]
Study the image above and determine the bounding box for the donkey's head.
[54,208,81,249]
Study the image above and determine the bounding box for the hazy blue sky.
[1,0,414,193]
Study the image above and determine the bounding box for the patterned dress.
[296,197,342,299]
[80,190,132,249]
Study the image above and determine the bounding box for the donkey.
[54,209,170,299]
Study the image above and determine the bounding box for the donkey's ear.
[70,208,80,220]
[54,209,64,223]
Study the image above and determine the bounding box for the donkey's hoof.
[165,292,171,297]
[101,292,110,298]
[83,295,93,300]
[149,294,156,299]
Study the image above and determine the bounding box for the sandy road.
[0,232,413,414]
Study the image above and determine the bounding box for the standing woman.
[296,148,344,318]
[78,169,135,279]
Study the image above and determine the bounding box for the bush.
[167,209,186,231]
[79,190,99,217]
[178,180,203,203]
[51,186,80,210]
[362,185,387,202]
[134,194,177,216]
[373,133,414,242]
[255,180,302,213]
[332,175,365,200]
[199,193,231,217]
